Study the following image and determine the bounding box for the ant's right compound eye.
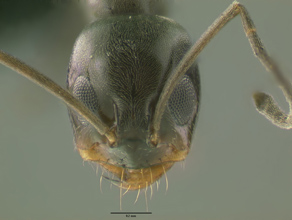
[72,76,99,122]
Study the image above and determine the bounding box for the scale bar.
[111,212,152,214]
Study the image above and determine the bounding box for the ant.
[0,0,291,215]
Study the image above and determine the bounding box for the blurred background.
[0,0,292,219]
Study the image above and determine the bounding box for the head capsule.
[67,1,200,190]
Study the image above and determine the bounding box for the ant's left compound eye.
[168,75,198,126]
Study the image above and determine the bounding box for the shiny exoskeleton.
[67,1,200,190]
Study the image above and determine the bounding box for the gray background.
[0,0,292,219]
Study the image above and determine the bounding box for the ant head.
[67,14,200,189]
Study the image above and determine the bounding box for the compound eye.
[72,76,98,118]
[168,75,198,126]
